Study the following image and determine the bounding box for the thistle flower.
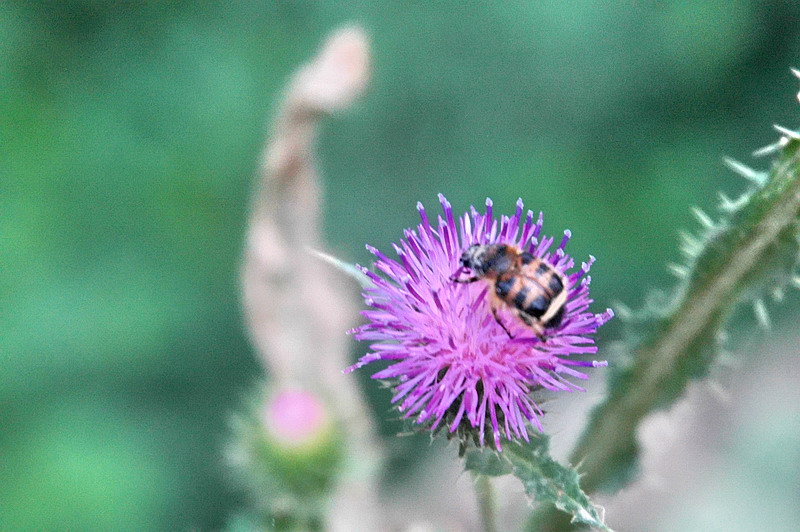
[346,195,613,449]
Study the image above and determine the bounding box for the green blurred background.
[2,2,800,530]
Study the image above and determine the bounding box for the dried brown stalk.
[241,26,384,531]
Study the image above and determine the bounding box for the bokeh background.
[2,2,800,530]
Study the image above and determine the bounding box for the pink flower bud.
[264,389,330,449]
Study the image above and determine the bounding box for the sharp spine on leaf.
[717,191,750,212]
[679,231,702,258]
[723,157,767,186]
[753,136,789,157]
[753,299,772,330]
[707,379,732,404]
[774,124,800,139]
[771,286,785,302]
[690,206,715,229]
[613,301,632,321]
[667,263,688,278]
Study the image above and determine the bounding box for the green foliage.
[530,117,800,530]
[579,134,800,495]
[465,437,610,531]
[464,449,512,477]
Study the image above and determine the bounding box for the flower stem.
[528,138,800,531]
[576,140,800,493]
[473,473,499,532]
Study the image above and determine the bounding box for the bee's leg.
[450,266,480,283]
[491,304,515,339]
[532,324,546,342]
[518,312,545,341]
[451,275,480,283]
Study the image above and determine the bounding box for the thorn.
[722,157,767,186]
[753,136,789,157]
[753,299,771,330]
[613,300,632,320]
[679,231,702,258]
[690,206,715,229]
[716,350,739,369]
[774,124,800,139]
[667,262,688,278]
[679,231,700,247]
[791,67,800,80]
[706,379,732,405]
[717,191,737,212]
[771,285,785,302]
[717,191,750,212]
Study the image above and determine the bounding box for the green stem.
[578,141,800,492]
[473,473,499,532]
[529,141,800,531]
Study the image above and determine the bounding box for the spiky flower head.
[346,195,613,449]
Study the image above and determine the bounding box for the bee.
[451,243,568,338]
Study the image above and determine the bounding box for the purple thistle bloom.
[345,195,613,450]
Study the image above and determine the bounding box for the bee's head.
[459,244,487,274]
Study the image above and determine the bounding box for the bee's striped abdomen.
[515,257,568,328]
[496,273,551,318]
[456,243,569,336]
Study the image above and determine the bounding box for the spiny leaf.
[530,85,800,531]
[463,439,610,530]
[463,449,512,477]
[580,136,800,495]
[502,438,611,531]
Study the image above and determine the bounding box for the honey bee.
[451,244,568,338]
